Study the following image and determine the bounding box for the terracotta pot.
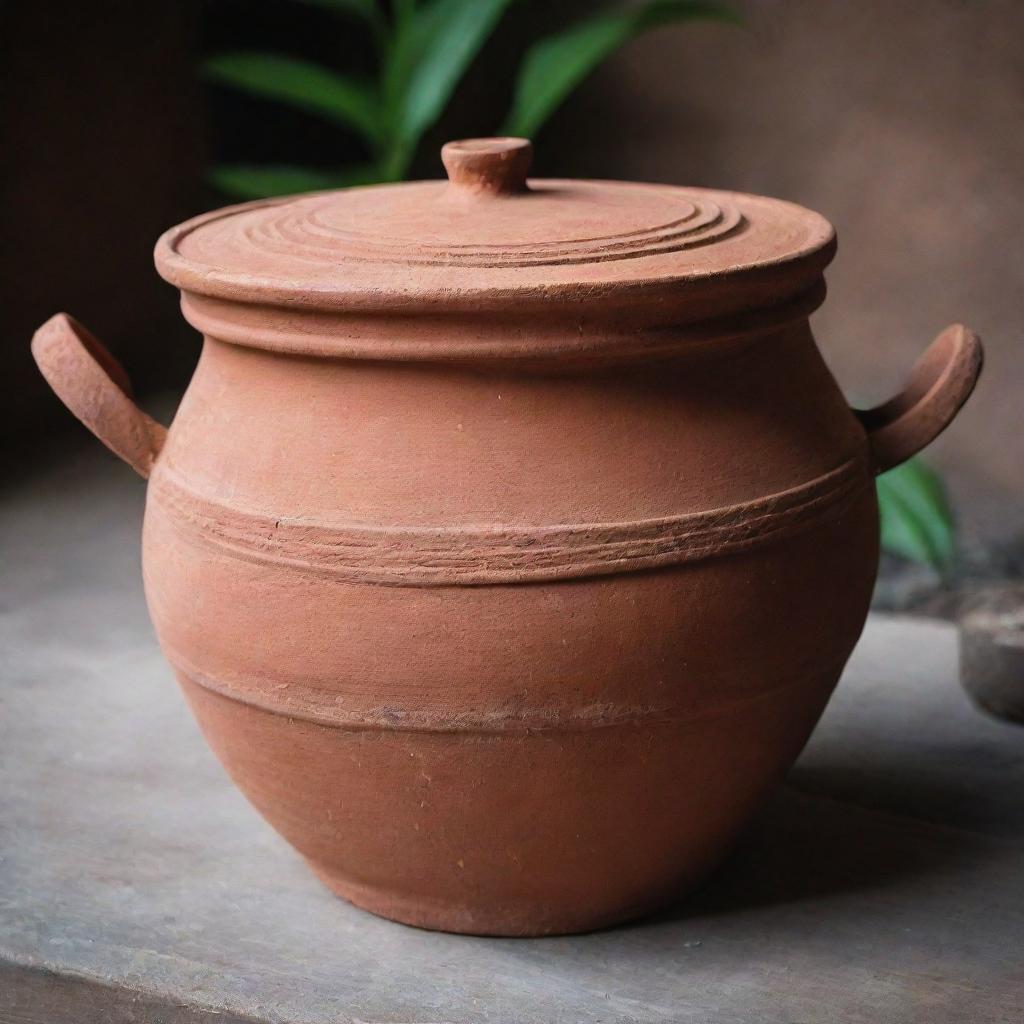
[33,138,983,936]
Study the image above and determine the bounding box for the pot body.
[140,316,878,935]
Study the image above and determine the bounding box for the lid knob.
[441,137,532,197]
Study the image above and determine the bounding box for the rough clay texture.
[31,139,982,935]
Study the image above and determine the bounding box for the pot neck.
[178,279,827,370]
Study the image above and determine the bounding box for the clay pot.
[33,138,983,936]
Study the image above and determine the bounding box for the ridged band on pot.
[173,280,830,365]
[149,455,870,586]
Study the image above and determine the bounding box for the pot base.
[304,857,697,937]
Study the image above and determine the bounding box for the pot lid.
[155,138,835,318]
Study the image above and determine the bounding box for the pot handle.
[31,313,167,479]
[854,323,983,475]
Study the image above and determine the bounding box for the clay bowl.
[32,138,983,936]
[960,586,1024,724]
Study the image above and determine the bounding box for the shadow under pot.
[32,137,983,936]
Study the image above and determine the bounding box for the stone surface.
[2,447,1024,1021]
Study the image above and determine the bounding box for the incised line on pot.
[167,650,847,735]
[235,189,746,268]
[149,456,871,587]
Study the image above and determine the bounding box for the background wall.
[1,1,206,448]
[4,0,1020,552]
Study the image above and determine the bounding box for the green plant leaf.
[388,0,514,169]
[209,164,381,199]
[380,0,423,143]
[204,53,382,144]
[504,0,740,138]
[876,459,956,571]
